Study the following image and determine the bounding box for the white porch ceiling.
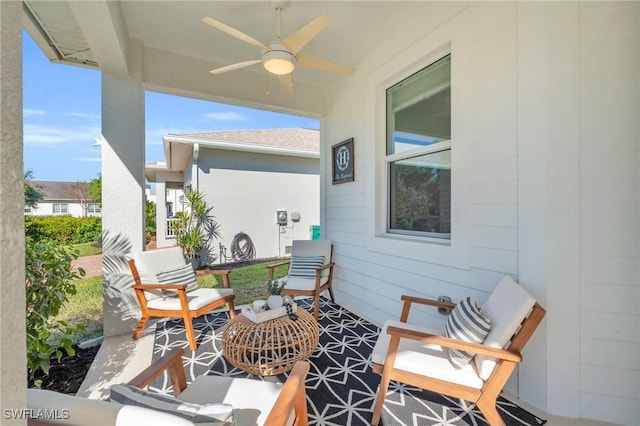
[23,1,450,117]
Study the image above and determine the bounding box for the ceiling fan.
[201,2,355,85]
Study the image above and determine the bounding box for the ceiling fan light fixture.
[263,46,296,75]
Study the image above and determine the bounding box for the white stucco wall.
[323,2,639,425]
[196,148,319,261]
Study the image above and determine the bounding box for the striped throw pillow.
[288,255,325,278]
[444,297,492,369]
[110,384,233,424]
[156,263,199,296]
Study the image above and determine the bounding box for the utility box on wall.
[310,225,320,240]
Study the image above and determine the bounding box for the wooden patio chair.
[28,348,309,426]
[267,240,335,319]
[127,348,310,426]
[370,276,546,426]
[127,247,235,351]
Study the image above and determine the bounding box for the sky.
[23,30,319,183]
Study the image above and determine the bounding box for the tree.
[68,181,91,217]
[24,170,44,208]
[89,174,102,206]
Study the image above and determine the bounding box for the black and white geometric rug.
[151,297,546,426]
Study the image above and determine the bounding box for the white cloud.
[66,112,101,120]
[23,109,45,117]
[24,123,101,147]
[74,157,101,163]
[203,111,247,121]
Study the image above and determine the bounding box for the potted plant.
[173,189,220,269]
[266,279,286,309]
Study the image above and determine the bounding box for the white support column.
[155,180,169,247]
[101,39,146,337]
[0,1,26,420]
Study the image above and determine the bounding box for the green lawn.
[52,259,289,345]
[69,241,102,257]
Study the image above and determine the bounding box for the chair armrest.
[386,325,522,362]
[267,260,290,280]
[195,269,232,288]
[317,262,334,272]
[264,361,310,426]
[127,348,187,394]
[132,283,187,291]
[399,294,455,322]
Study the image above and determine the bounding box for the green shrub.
[25,240,86,383]
[25,216,102,244]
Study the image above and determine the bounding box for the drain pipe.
[192,143,200,190]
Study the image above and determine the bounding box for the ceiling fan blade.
[278,73,294,94]
[202,17,268,50]
[282,14,331,54]
[209,60,262,75]
[296,53,355,75]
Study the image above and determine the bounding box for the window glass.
[386,54,451,238]
[387,55,451,155]
[389,151,451,237]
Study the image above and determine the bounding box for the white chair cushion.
[128,247,186,284]
[178,375,294,426]
[117,405,196,426]
[276,276,329,292]
[147,288,233,311]
[475,276,536,380]
[110,384,232,424]
[27,389,193,426]
[371,320,484,389]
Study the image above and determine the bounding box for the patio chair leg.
[227,299,236,319]
[371,377,390,425]
[476,397,505,426]
[132,315,149,340]
[327,285,335,302]
[313,292,320,320]
[184,317,197,351]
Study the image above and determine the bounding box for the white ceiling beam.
[67,1,130,76]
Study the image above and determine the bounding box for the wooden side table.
[222,308,319,376]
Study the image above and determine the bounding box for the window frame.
[366,39,470,269]
[53,203,68,214]
[385,53,452,240]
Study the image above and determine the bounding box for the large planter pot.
[267,295,283,310]
[186,257,200,270]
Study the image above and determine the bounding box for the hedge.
[25,216,101,244]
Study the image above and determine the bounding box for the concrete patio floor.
[75,315,621,426]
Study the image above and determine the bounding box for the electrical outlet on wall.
[438,296,452,315]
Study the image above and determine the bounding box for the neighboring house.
[146,128,320,259]
[25,181,101,218]
[145,185,185,218]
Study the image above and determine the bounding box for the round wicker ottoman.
[222,309,319,376]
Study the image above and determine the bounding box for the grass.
[69,241,101,257]
[52,259,290,345]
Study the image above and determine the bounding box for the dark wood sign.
[332,138,354,184]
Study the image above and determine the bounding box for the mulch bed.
[29,345,100,394]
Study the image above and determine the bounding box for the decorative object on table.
[252,299,266,313]
[332,137,354,184]
[285,300,298,321]
[241,301,298,324]
[266,279,286,310]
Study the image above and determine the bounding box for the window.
[88,203,101,213]
[53,203,68,214]
[386,54,451,239]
